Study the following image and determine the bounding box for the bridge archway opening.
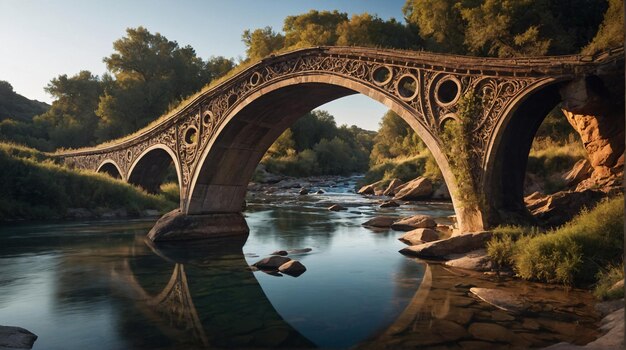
[186,77,463,227]
[97,161,123,179]
[128,147,181,201]
[484,79,589,225]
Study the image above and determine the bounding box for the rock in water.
[357,180,384,195]
[362,216,397,228]
[393,177,433,200]
[0,326,37,349]
[469,288,528,314]
[147,210,249,242]
[299,187,309,195]
[399,231,493,259]
[399,228,439,245]
[253,256,291,270]
[328,204,347,211]
[278,260,307,277]
[270,250,288,256]
[382,178,404,196]
[380,200,400,208]
[391,215,437,231]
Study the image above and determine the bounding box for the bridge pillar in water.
[147,209,249,242]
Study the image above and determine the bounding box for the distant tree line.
[0,0,621,163]
[261,111,375,176]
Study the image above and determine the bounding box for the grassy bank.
[487,195,624,291]
[0,142,177,221]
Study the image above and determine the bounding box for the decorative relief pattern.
[59,47,615,194]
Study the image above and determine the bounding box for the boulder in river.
[357,180,384,195]
[391,215,437,231]
[270,250,288,256]
[328,204,347,211]
[393,177,433,200]
[399,231,493,259]
[278,260,307,277]
[299,187,310,195]
[362,216,397,228]
[382,178,404,196]
[380,200,400,208]
[399,228,439,245]
[253,256,292,270]
[0,326,37,349]
[444,249,493,272]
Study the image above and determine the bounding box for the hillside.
[0,81,49,122]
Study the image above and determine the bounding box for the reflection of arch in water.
[112,239,314,348]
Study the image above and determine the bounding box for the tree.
[242,26,285,61]
[33,71,104,148]
[583,0,624,54]
[283,10,348,48]
[96,27,228,141]
[402,0,466,54]
[370,110,425,164]
[290,111,337,151]
[336,13,418,49]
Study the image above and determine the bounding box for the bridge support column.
[147,209,249,242]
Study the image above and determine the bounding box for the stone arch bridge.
[57,46,624,239]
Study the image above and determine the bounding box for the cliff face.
[561,76,624,190]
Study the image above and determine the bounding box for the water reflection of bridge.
[111,238,315,348]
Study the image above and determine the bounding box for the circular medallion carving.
[371,65,393,86]
[395,74,419,101]
[184,126,198,145]
[435,76,461,107]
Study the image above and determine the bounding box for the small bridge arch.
[126,144,182,198]
[96,160,124,179]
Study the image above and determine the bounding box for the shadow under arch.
[186,74,471,228]
[127,145,182,198]
[482,78,565,224]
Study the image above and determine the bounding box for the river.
[0,177,600,349]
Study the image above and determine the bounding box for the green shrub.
[160,182,180,203]
[593,264,624,300]
[0,142,177,221]
[512,195,624,285]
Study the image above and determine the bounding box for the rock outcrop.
[561,77,625,191]
[0,326,37,349]
[358,180,384,195]
[399,228,439,245]
[524,189,605,227]
[362,216,397,228]
[382,178,404,196]
[147,210,249,242]
[393,177,433,200]
[399,231,493,259]
[391,215,437,231]
[253,256,292,269]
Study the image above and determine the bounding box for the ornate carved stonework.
[56,46,624,206]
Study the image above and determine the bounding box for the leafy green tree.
[583,0,624,54]
[97,27,228,141]
[336,13,418,49]
[290,110,338,151]
[402,0,466,53]
[370,110,425,164]
[33,71,104,148]
[283,10,348,48]
[242,26,285,61]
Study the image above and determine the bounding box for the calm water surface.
[0,178,600,349]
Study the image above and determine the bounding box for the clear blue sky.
[0,0,408,130]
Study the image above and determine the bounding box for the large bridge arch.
[96,159,124,179]
[185,73,475,228]
[127,144,182,199]
[483,78,571,224]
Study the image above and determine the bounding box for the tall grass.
[0,142,177,221]
[488,196,624,286]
